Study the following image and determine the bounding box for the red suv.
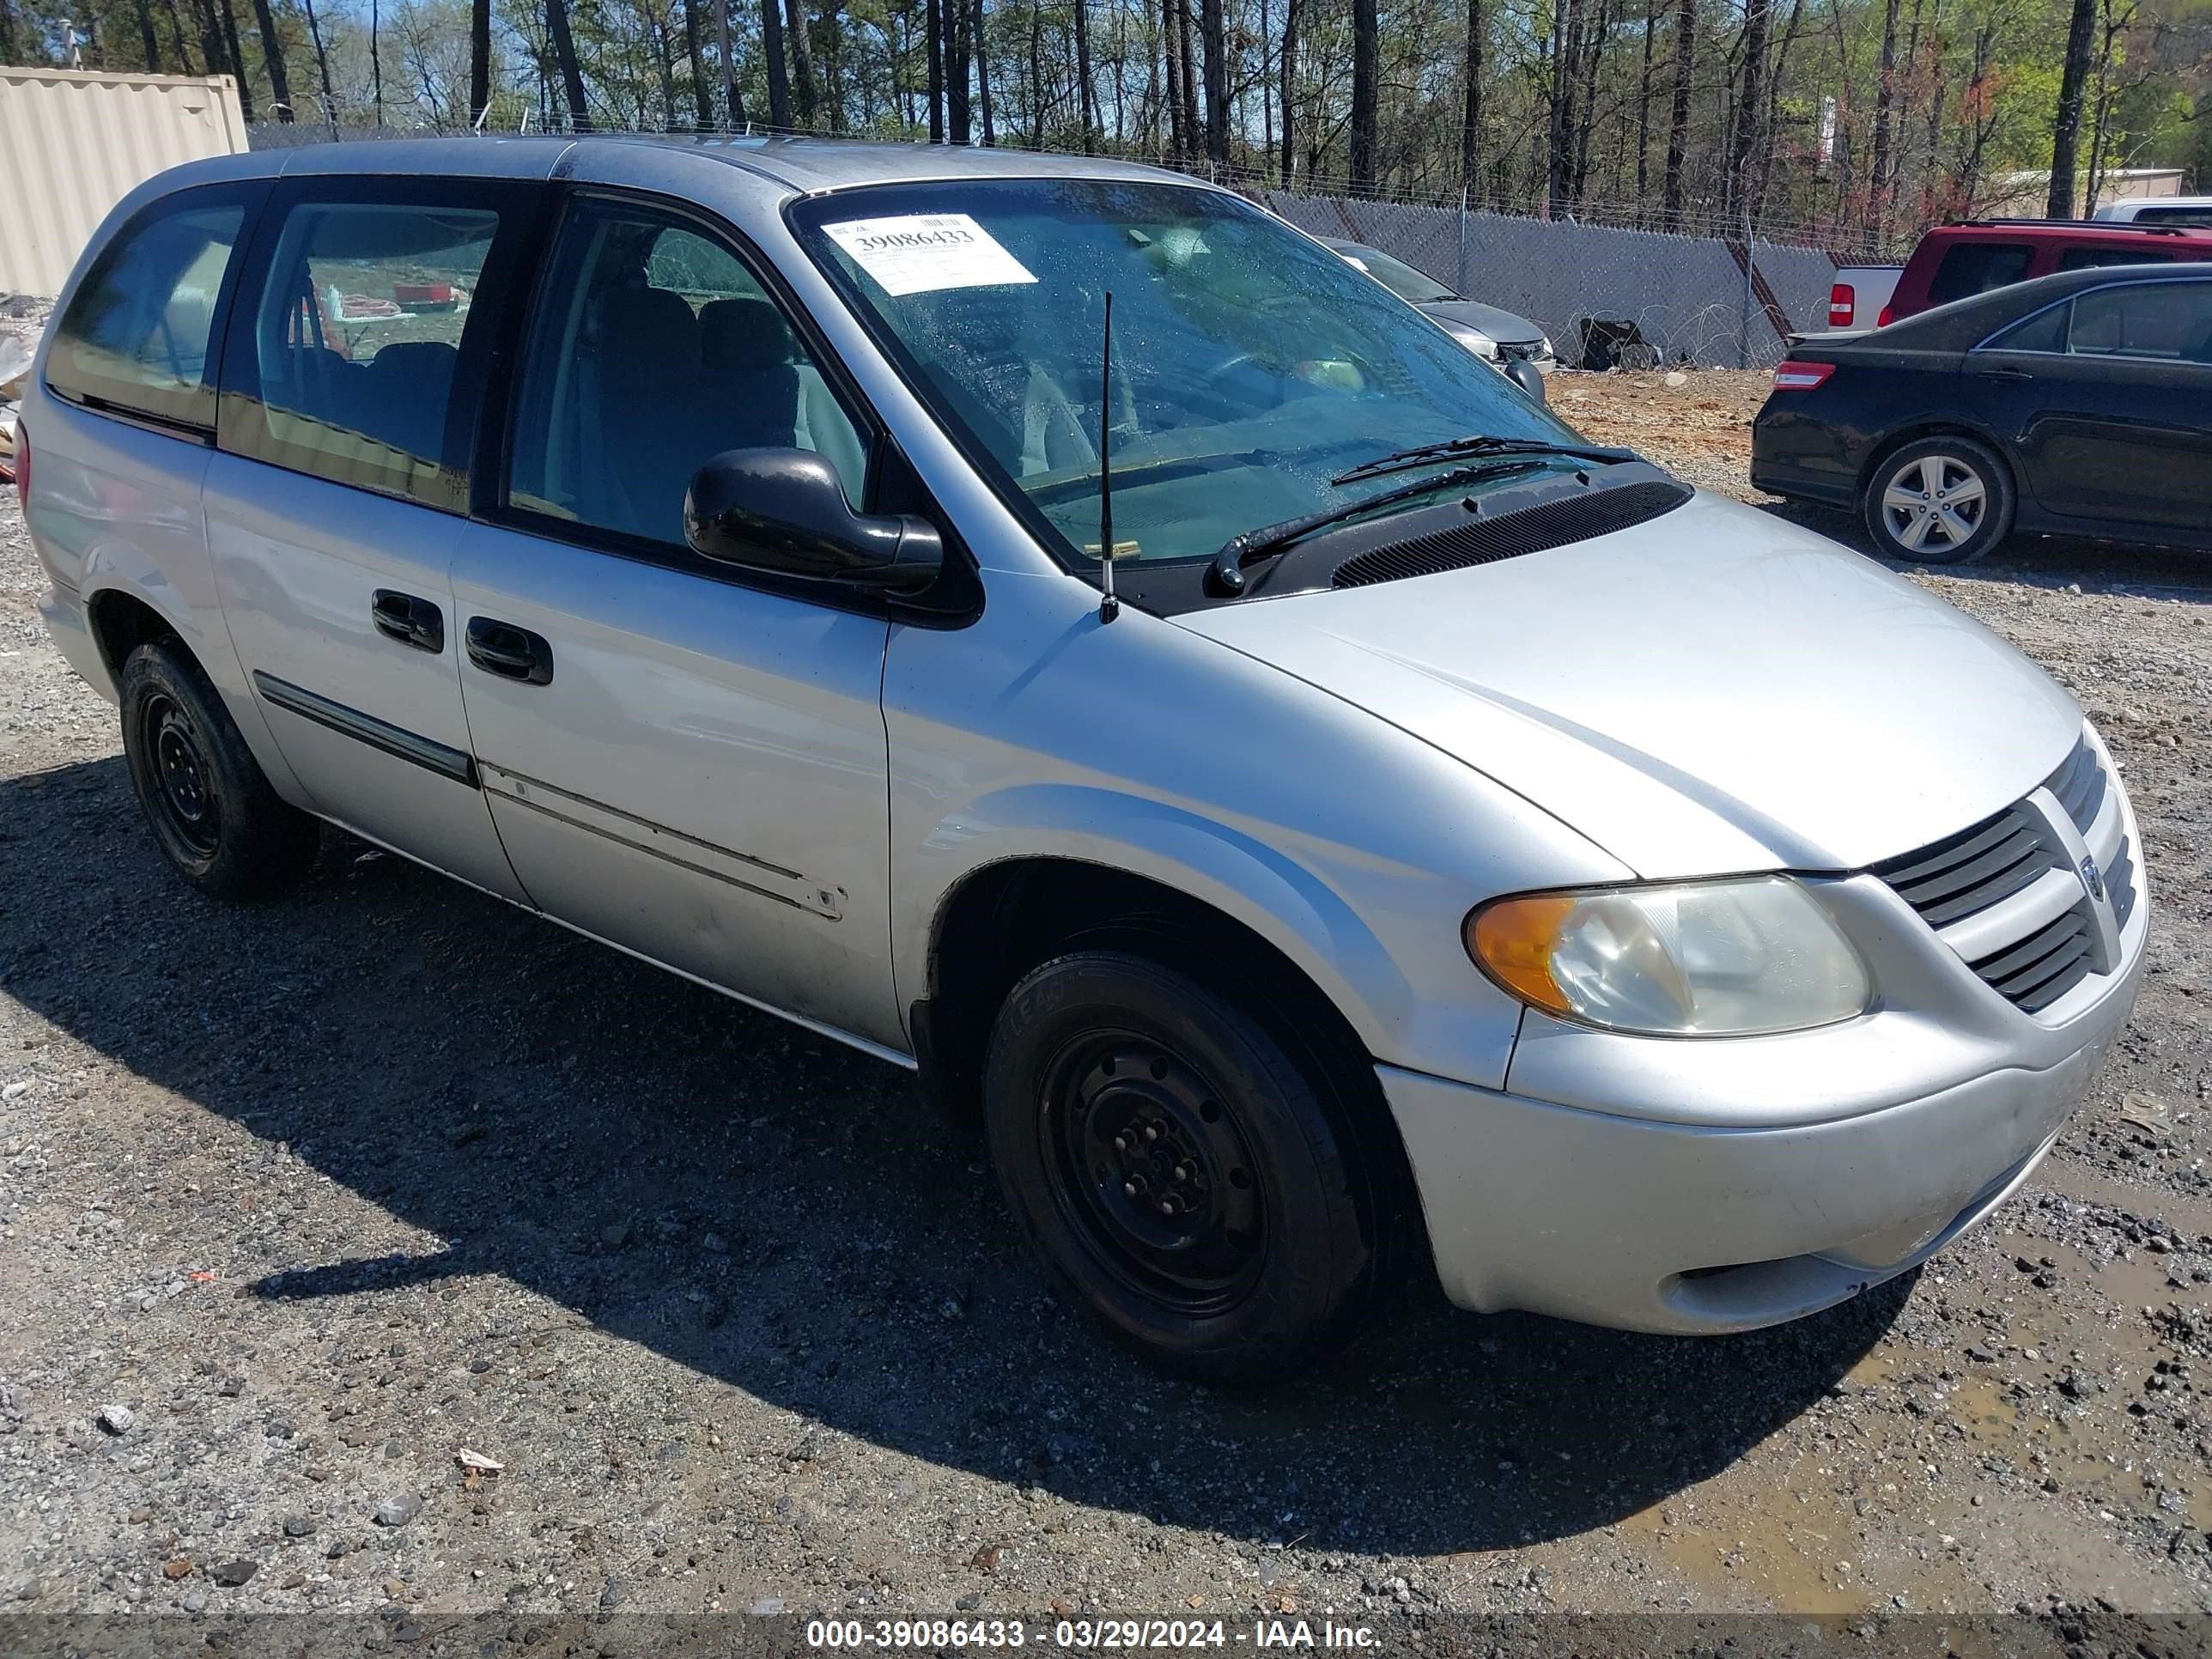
[1882,218,2212,324]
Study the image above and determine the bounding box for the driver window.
[506,199,868,548]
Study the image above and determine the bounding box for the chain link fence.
[246,121,1838,367]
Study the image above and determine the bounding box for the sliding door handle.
[465,617,554,685]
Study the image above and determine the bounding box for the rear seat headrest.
[366,340,459,381]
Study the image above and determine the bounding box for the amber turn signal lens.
[1466,896,1577,1017]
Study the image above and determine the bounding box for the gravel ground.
[3,369,2211,1638]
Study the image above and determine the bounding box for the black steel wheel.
[1039,1029,1270,1317]
[983,949,1395,1384]
[141,690,222,858]
[118,638,320,898]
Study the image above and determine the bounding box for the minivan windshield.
[790,179,1589,570]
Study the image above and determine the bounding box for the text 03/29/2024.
[803,1620,1383,1650]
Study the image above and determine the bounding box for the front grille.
[2045,738,2106,830]
[1873,736,2136,1017]
[1969,908,2095,1013]
[1876,809,2049,926]
[1330,481,1690,589]
[2109,836,2138,929]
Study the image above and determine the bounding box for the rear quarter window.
[1985,302,2069,355]
[46,198,249,430]
[1928,242,2033,307]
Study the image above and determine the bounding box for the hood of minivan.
[1175,491,2081,876]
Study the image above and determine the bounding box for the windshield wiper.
[1206,459,1545,595]
[1331,434,1635,488]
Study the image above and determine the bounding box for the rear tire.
[118,640,319,899]
[981,949,1392,1385]
[1862,435,2014,565]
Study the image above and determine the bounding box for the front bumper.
[1382,879,2146,1335]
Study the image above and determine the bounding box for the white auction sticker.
[823,213,1038,296]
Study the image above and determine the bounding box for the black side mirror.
[684,447,944,593]
[1504,358,1547,403]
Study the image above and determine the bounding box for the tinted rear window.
[2128,206,2212,227]
[2058,246,2175,271]
[222,198,507,511]
[47,201,246,429]
[1928,242,2033,306]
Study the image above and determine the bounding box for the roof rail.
[1942,216,2205,235]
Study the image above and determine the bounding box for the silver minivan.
[25,137,2147,1382]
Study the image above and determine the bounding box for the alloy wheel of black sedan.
[1857,434,2016,565]
[1877,451,1990,556]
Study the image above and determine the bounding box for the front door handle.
[465,617,554,685]
[371,589,444,653]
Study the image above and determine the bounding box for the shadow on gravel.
[0,753,1905,1554]
[1759,499,2212,599]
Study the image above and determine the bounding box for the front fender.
[921,781,1419,1050]
[884,580,1631,1091]
[896,772,1609,1092]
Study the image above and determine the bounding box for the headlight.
[1455,328,1498,359]
[1466,877,1869,1036]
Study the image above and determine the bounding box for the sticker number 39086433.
[822,213,1039,296]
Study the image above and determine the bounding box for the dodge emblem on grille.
[2079,855,2106,902]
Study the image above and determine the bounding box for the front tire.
[118,640,320,899]
[981,950,1391,1385]
[1863,435,2014,564]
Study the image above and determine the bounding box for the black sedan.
[1752,264,2212,563]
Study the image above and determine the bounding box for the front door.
[447,191,902,1052]
[1969,278,2212,533]
[205,177,543,901]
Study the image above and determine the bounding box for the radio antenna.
[1097,290,1119,624]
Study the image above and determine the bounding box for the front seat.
[592,286,706,543]
[697,297,800,451]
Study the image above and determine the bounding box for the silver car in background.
[1322,236,1557,377]
[23,138,2146,1382]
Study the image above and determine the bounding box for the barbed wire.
[246,111,1914,258]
